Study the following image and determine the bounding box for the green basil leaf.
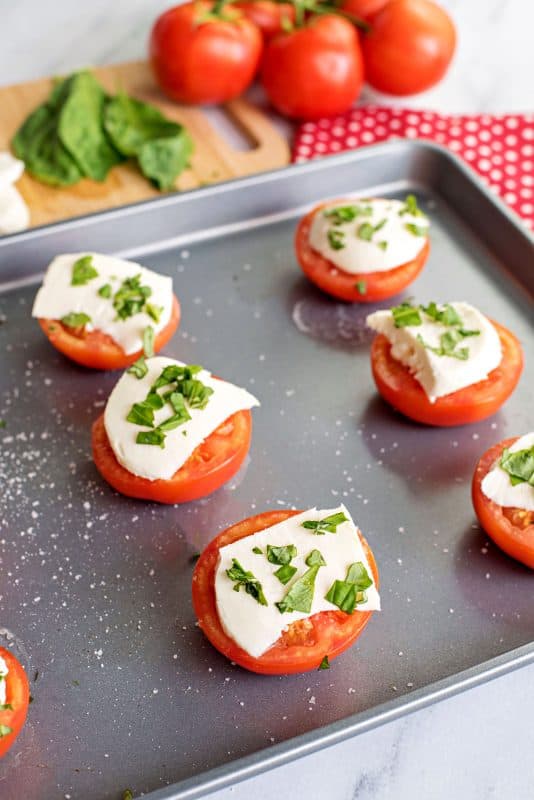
[226,559,267,606]
[355,280,367,295]
[274,564,298,585]
[327,228,345,250]
[318,655,330,670]
[143,325,155,358]
[71,254,98,285]
[276,564,321,614]
[305,549,326,567]
[98,283,112,298]
[136,429,165,447]
[301,512,348,535]
[0,724,12,737]
[500,445,534,487]
[126,402,155,427]
[325,561,372,614]
[391,302,422,328]
[127,358,148,379]
[266,544,297,566]
[61,311,91,328]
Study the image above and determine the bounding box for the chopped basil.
[126,363,211,446]
[0,724,12,737]
[266,544,297,566]
[227,559,267,606]
[127,359,148,379]
[323,204,372,225]
[143,326,155,358]
[318,655,330,670]
[122,791,134,800]
[276,553,325,614]
[301,511,348,535]
[71,254,98,285]
[113,274,153,320]
[325,561,373,614]
[146,303,163,323]
[422,301,461,326]
[500,445,534,487]
[327,228,345,250]
[0,420,6,429]
[0,703,13,711]
[274,564,298,585]
[355,280,367,295]
[127,401,156,427]
[404,223,427,237]
[378,240,388,251]
[61,311,91,328]
[136,429,165,447]
[391,302,422,328]
[252,546,263,555]
[98,283,112,298]
[417,328,475,360]
[357,218,387,245]
[399,194,425,218]
[305,549,326,567]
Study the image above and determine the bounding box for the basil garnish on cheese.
[399,194,425,218]
[227,559,267,606]
[266,544,297,565]
[391,302,422,328]
[276,550,326,614]
[61,311,91,328]
[71,254,98,285]
[325,561,373,614]
[301,511,348,535]
[500,445,534,487]
[391,301,481,360]
[127,363,213,447]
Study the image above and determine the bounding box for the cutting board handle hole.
[202,106,257,152]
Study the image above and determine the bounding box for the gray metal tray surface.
[0,142,533,800]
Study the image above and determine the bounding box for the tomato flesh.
[472,438,534,569]
[92,409,252,504]
[39,295,181,371]
[370,320,523,426]
[192,509,379,674]
[0,647,30,759]
[295,203,429,302]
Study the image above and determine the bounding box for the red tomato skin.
[472,438,534,570]
[92,409,252,504]
[234,1,296,40]
[370,321,524,427]
[150,2,263,104]
[192,510,379,674]
[295,203,429,302]
[261,15,364,120]
[341,0,390,21]
[0,647,30,759]
[362,0,456,96]
[38,295,180,371]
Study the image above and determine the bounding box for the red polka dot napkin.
[292,107,534,229]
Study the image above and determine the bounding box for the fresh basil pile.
[12,71,193,191]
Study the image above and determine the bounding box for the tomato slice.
[295,204,429,303]
[38,295,181,371]
[370,320,523,426]
[92,409,252,504]
[192,509,379,674]
[0,647,30,759]
[472,438,534,569]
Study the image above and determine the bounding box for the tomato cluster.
[149,0,457,119]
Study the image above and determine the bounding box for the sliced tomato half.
[370,320,523,426]
[38,295,181,371]
[0,647,30,759]
[295,203,429,303]
[192,509,379,675]
[472,437,534,569]
[92,409,252,504]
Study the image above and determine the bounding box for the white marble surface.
[2,2,533,799]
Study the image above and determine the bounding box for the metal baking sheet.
[0,142,532,800]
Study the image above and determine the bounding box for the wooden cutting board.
[0,60,291,229]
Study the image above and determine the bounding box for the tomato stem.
[289,0,370,31]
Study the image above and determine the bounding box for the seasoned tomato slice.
[472,438,534,569]
[38,295,181,371]
[0,647,30,759]
[295,203,429,303]
[92,409,252,504]
[370,320,523,427]
[192,509,379,674]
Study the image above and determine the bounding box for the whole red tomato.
[150,1,263,104]
[361,0,456,95]
[261,15,364,120]
[341,0,390,22]
[234,1,296,40]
